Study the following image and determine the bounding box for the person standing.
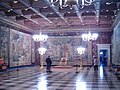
[46,56,52,72]
[104,56,107,66]
[94,57,98,71]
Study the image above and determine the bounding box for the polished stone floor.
[0,66,120,90]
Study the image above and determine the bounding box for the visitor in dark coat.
[46,56,52,72]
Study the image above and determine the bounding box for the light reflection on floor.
[99,65,104,79]
[0,66,120,90]
[76,81,86,90]
[38,79,47,90]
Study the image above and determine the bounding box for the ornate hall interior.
[0,0,120,90]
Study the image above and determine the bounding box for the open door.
[97,44,111,67]
[99,50,108,67]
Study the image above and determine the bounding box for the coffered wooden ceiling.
[0,0,120,33]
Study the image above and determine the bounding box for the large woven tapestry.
[112,23,120,65]
[0,26,9,65]
[10,29,32,67]
[43,36,88,65]
[31,40,35,63]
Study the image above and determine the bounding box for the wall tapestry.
[43,36,88,65]
[31,40,35,64]
[0,26,9,65]
[112,24,120,65]
[10,29,32,67]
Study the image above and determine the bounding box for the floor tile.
[0,66,120,90]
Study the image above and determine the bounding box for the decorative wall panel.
[112,22,120,65]
[31,40,35,64]
[10,29,32,67]
[43,36,88,65]
[0,26,9,65]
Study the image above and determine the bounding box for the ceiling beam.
[73,5,84,25]
[18,0,55,25]
[101,0,120,3]
[0,2,38,24]
[44,0,70,26]
[0,14,33,32]
[94,0,100,25]
[33,27,112,33]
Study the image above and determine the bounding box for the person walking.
[46,56,52,72]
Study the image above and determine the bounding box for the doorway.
[97,44,111,67]
[99,50,108,67]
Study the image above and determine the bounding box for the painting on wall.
[0,26,9,65]
[43,36,88,65]
[10,29,32,67]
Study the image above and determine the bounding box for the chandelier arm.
[85,0,95,4]
[62,4,68,7]
[50,0,95,9]
[85,3,92,6]
[78,4,84,9]
[84,1,93,6]
[50,0,59,5]
[50,0,66,9]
